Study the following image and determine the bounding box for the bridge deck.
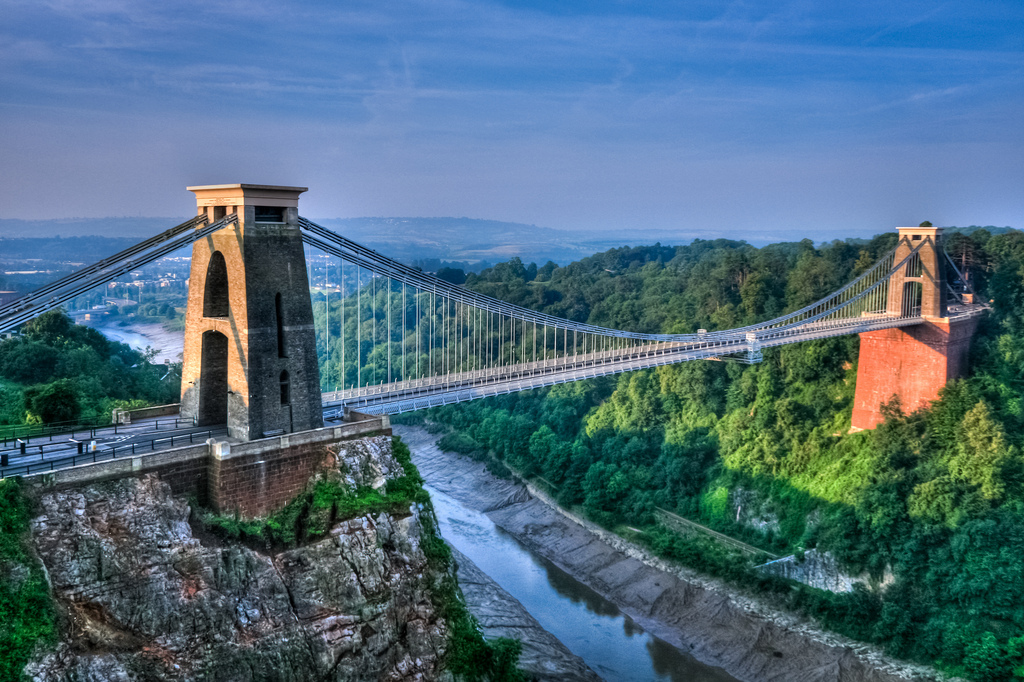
[325,312,937,415]
[0,213,990,476]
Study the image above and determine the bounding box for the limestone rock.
[333,435,403,491]
[755,550,894,595]
[25,472,447,682]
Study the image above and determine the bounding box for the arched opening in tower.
[275,292,286,358]
[198,330,229,425]
[204,252,229,318]
[902,281,923,318]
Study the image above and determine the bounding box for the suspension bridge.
[305,213,983,417]
[0,184,987,478]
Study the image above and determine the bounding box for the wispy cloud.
[0,0,1020,235]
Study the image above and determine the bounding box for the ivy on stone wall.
[194,436,430,548]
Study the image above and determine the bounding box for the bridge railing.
[320,242,933,404]
[337,314,939,416]
[0,426,227,480]
[0,416,114,446]
[0,214,238,333]
[713,237,931,340]
[325,307,933,413]
[1,416,196,455]
[321,338,734,404]
[1,416,197,448]
[301,219,932,345]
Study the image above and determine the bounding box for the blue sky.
[0,0,1021,241]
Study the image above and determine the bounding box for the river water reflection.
[93,325,153,351]
[428,485,737,682]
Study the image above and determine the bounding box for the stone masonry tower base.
[850,225,978,430]
[851,317,979,430]
[180,184,323,441]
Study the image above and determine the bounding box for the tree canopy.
[0,309,179,427]
[410,227,1024,681]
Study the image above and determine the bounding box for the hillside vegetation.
[411,229,1024,681]
[0,309,179,430]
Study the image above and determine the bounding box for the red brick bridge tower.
[180,184,324,440]
[851,226,980,430]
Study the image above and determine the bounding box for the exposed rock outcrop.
[25,472,448,681]
[729,486,782,535]
[333,434,403,491]
[756,549,895,595]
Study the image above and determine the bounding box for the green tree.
[24,379,82,424]
[437,267,467,285]
[949,402,1013,502]
[0,341,59,384]
[21,308,74,341]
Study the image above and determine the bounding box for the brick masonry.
[23,443,211,504]
[153,453,211,505]
[207,439,336,518]
[851,316,980,430]
[24,416,391,518]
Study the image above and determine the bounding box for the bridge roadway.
[0,417,227,479]
[2,305,986,479]
[325,311,930,415]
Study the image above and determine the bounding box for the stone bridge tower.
[851,226,979,430]
[180,184,323,440]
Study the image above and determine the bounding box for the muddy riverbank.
[398,425,954,682]
[89,321,183,364]
[431,477,733,681]
[452,546,602,682]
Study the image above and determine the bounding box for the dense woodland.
[0,310,179,429]
[390,228,1024,681]
[3,227,1023,678]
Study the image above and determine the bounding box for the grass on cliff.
[194,436,431,548]
[0,477,56,682]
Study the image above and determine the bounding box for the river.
[428,483,737,682]
[88,322,183,364]
[403,425,932,682]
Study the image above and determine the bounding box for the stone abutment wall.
[852,316,980,430]
[23,416,391,517]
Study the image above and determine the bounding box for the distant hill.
[316,217,700,265]
[0,236,141,262]
[0,217,1016,266]
[0,217,191,239]
[946,225,1019,236]
[0,216,699,266]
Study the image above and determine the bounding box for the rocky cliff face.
[25,466,449,681]
[756,549,894,595]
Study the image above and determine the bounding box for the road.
[0,416,227,479]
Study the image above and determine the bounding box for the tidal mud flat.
[89,321,184,364]
[397,425,955,682]
[452,547,603,682]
